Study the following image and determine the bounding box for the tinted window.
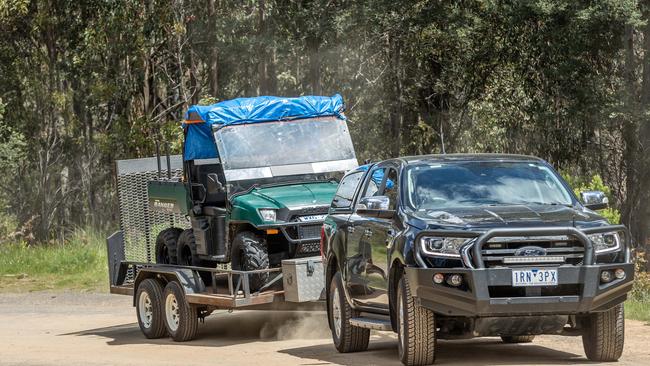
[384,168,400,210]
[332,171,363,208]
[359,167,386,201]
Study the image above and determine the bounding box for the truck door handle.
[347,226,355,233]
[364,229,373,237]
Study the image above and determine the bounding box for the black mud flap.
[106,231,127,287]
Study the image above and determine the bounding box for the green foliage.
[0,0,647,248]
[0,229,108,292]
[626,271,650,322]
[562,172,621,224]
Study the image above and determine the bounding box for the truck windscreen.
[406,161,573,210]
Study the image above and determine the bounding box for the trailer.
[107,155,328,340]
[106,95,356,341]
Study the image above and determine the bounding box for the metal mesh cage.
[115,156,189,263]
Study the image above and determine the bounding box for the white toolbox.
[282,256,325,302]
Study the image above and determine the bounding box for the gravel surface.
[0,291,649,366]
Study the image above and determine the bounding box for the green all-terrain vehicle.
[148,94,357,290]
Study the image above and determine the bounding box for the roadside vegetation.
[627,258,650,323]
[0,229,107,293]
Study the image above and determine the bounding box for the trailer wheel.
[135,279,167,339]
[163,281,198,342]
[231,231,269,291]
[397,275,436,366]
[328,272,370,353]
[155,228,183,264]
[582,304,625,361]
[177,229,201,267]
[501,335,535,343]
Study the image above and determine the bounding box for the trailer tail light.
[320,226,326,259]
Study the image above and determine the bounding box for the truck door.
[361,166,400,309]
[326,171,366,302]
[347,165,389,307]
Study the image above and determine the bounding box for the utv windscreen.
[406,162,573,211]
[213,117,357,181]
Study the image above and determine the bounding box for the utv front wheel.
[582,304,625,362]
[397,275,436,366]
[231,232,269,291]
[155,228,182,264]
[328,272,370,353]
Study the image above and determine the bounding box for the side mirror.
[357,196,395,218]
[580,190,608,210]
[206,173,224,194]
[359,196,390,210]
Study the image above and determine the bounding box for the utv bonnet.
[183,94,346,161]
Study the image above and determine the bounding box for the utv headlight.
[420,237,472,258]
[258,209,277,222]
[588,231,622,254]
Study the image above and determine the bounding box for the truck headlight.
[258,209,277,222]
[588,231,621,254]
[420,237,472,258]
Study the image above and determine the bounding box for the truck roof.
[397,153,544,164]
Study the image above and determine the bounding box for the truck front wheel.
[397,276,436,366]
[231,232,269,291]
[582,304,625,362]
[328,272,370,353]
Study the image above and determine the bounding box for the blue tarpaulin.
[183,94,346,160]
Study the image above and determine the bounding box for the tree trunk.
[307,36,322,95]
[207,0,219,98]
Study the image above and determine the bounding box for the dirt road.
[0,291,649,366]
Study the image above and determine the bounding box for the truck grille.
[480,236,584,268]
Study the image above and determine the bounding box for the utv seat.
[190,160,227,206]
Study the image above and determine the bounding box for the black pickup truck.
[321,154,633,366]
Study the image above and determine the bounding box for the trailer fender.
[133,267,206,306]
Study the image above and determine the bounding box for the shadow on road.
[64,310,589,365]
[280,338,589,366]
[62,310,331,347]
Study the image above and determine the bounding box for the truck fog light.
[446,274,463,287]
[600,270,613,283]
[614,268,626,280]
[433,273,444,284]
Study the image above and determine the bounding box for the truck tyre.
[231,231,269,291]
[155,228,183,264]
[328,272,370,353]
[163,281,198,342]
[135,279,167,339]
[177,229,200,267]
[501,335,535,343]
[582,304,625,362]
[397,276,436,366]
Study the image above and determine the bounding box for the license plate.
[297,214,327,222]
[512,268,558,287]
